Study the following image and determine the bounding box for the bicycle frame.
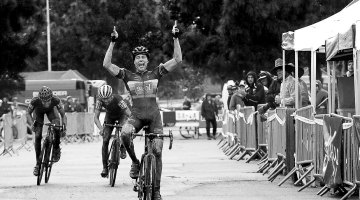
[133,127,173,199]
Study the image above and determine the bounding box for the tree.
[0,0,44,98]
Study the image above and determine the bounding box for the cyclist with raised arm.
[26,86,67,176]
[103,24,181,200]
[94,84,132,178]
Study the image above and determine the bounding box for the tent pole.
[327,61,331,113]
[295,51,299,109]
[282,50,286,107]
[310,51,317,107]
[331,62,336,113]
[354,48,360,115]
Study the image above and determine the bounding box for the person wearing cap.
[64,96,74,112]
[258,58,283,120]
[226,81,236,110]
[258,71,273,94]
[315,80,328,114]
[229,80,246,111]
[243,71,265,109]
[273,60,298,107]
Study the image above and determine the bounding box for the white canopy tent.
[282,0,360,112]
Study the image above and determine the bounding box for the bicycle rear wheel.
[144,155,156,200]
[45,144,53,183]
[109,140,119,187]
[37,139,49,185]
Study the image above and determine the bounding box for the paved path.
[0,133,357,200]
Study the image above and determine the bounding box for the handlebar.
[133,131,174,150]
[104,123,122,129]
[35,121,64,129]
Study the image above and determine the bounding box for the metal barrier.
[263,107,296,182]
[235,106,257,160]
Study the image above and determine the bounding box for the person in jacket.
[243,71,265,110]
[201,94,218,140]
[258,71,273,94]
[229,80,246,111]
[315,80,328,114]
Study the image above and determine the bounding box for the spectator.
[258,71,273,94]
[201,94,218,140]
[182,96,191,110]
[0,97,12,117]
[74,99,85,112]
[226,83,236,110]
[229,81,246,111]
[214,95,223,111]
[345,60,354,77]
[64,96,75,112]
[258,58,284,121]
[315,80,328,114]
[293,65,310,107]
[243,71,265,109]
[274,62,297,108]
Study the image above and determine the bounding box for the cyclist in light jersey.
[94,85,132,178]
[103,24,181,200]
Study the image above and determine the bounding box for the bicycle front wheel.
[109,140,119,187]
[37,139,49,185]
[45,144,53,183]
[144,155,156,200]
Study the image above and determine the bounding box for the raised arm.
[103,26,121,76]
[162,24,182,72]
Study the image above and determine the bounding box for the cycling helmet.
[98,85,113,99]
[132,46,149,60]
[39,86,53,102]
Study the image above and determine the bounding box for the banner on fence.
[175,110,200,121]
[322,115,343,188]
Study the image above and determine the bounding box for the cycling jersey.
[95,94,128,120]
[115,65,168,134]
[116,65,167,116]
[27,96,62,122]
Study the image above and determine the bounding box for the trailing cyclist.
[94,84,132,178]
[103,24,181,200]
[26,86,67,176]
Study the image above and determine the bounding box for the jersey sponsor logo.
[32,91,67,97]
[118,100,127,109]
[128,80,158,96]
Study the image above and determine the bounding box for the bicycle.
[104,120,126,187]
[133,127,173,200]
[179,126,200,139]
[36,122,64,186]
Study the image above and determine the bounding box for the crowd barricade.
[278,106,319,188]
[218,110,238,155]
[261,107,296,182]
[0,113,15,156]
[249,104,269,163]
[234,106,257,161]
[314,113,356,198]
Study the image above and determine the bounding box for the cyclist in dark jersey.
[103,24,181,200]
[94,85,132,178]
[26,86,67,176]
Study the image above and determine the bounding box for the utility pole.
[46,0,52,71]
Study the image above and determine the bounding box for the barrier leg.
[236,147,248,161]
[246,149,260,163]
[225,144,239,156]
[269,165,286,182]
[340,185,357,200]
[278,167,298,186]
[229,146,243,160]
[257,161,270,173]
[217,137,225,146]
[268,160,285,180]
[294,165,314,185]
[317,186,329,196]
[257,156,268,166]
[298,178,316,192]
[262,159,278,175]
